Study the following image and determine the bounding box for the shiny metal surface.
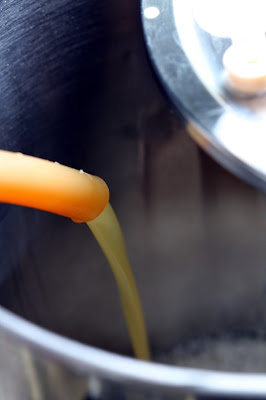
[0,0,265,399]
[142,0,266,194]
[1,308,266,399]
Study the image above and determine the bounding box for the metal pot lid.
[141,0,266,194]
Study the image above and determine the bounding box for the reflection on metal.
[0,0,265,399]
[88,376,103,399]
[143,6,160,19]
[142,0,266,397]
[145,0,266,193]
[192,0,266,39]
[21,348,43,400]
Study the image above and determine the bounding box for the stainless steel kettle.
[0,0,265,398]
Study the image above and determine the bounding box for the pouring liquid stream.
[88,202,150,360]
[0,150,150,361]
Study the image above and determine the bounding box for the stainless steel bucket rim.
[1,305,266,398]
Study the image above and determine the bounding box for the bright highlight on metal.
[192,0,266,39]
[144,6,160,19]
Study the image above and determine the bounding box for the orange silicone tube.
[0,150,109,223]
